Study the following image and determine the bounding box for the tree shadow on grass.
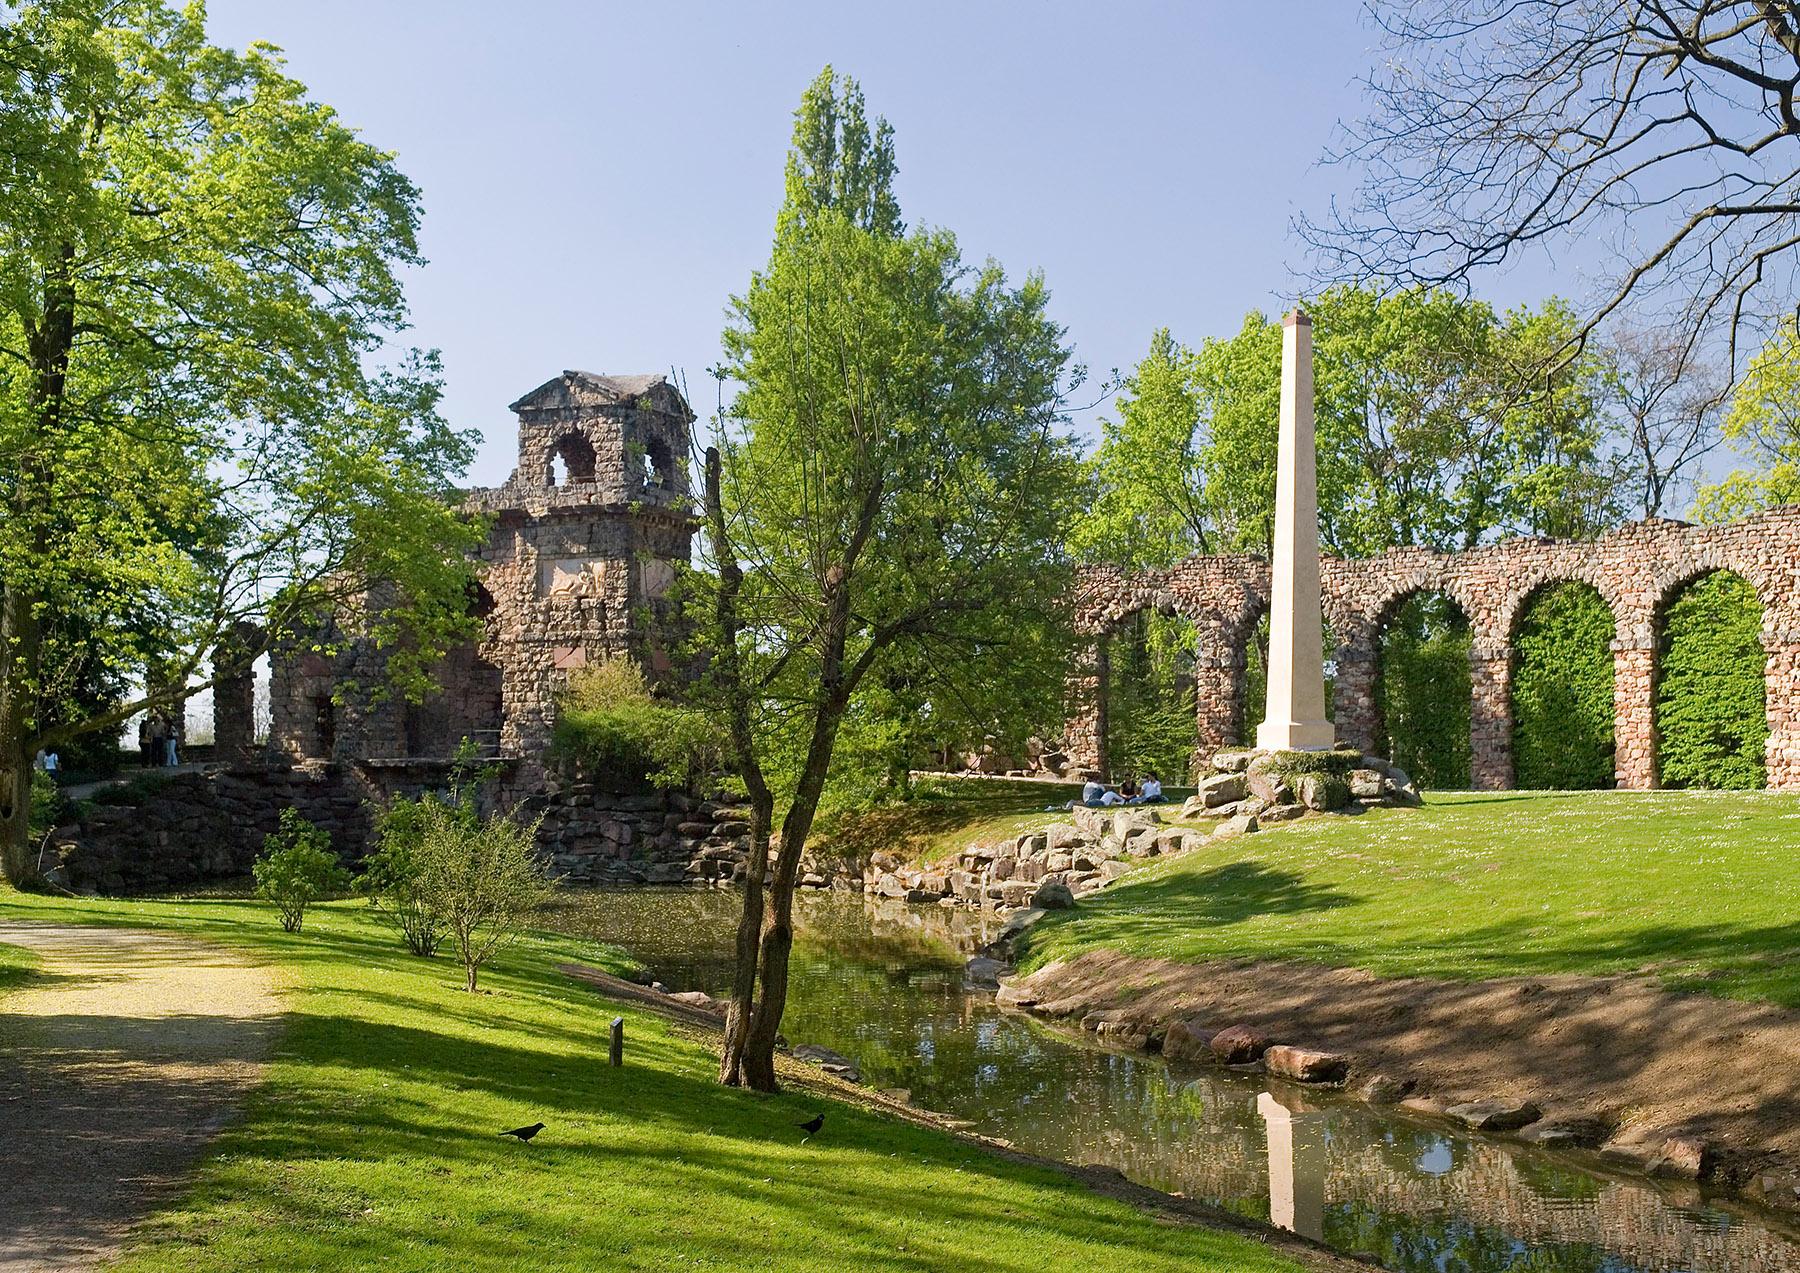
[178,1007,1296,1273]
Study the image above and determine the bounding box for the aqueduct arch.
[1067,510,1800,790]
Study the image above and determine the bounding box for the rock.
[997,879,1039,907]
[1197,771,1247,807]
[1152,828,1192,855]
[1357,1074,1414,1104]
[989,856,1017,881]
[1070,805,1111,838]
[1298,774,1348,812]
[1264,1045,1348,1083]
[1245,756,1295,806]
[1032,880,1076,910]
[994,979,1037,1008]
[1209,1024,1271,1064]
[1211,748,1262,773]
[906,888,946,905]
[1520,1119,1607,1149]
[1018,831,1049,856]
[1179,795,1208,819]
[1123,828,1162,858]
[1110,810,1158,841]
[1161,1018,1218,1061]
[1014,858,1047,883]
[1215,813,1259,838]
[964,956,1007,988]
[1347,768,1385,799]
[1259,804,1306,823]
[792,1044,862,1083]
[1000,906,1047,938]
[1447,1099,1542,1131]
[800,872,827,888]
[1652,1135,1712,1180]
[667,990,721,1013]
[874,872,908,899]
[1098,859,1134,881]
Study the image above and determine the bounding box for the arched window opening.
[547,433,596,487]
[1240,609,1335,745]
[1511,582,1616,789]
[1102,608,1198,783]
[1375,591,1471,789]
[310,695,336,760]
[644,438,677,491]
[1655,570,1767,789]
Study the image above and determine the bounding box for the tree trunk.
[704,446,778,1087]
[465,960,478,993]
[0,578,43,887]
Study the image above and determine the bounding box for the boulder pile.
[866,746,1422,913]
[1179,746,1420,824]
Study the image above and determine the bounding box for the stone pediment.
[508,371,689,419]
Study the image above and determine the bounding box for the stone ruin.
[46,372,763,894]
[1062,509,1800,791]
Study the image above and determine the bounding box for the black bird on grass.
[796,1113,824,1137]
[500,1122,546,1142]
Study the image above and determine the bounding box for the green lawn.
[1024,790,1800,1005]
[0,891,1303,1273]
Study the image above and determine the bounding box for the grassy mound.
[1024,790,1800,1005]
[0,892,1304,1272]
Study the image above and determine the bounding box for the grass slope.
[0,892,1302,1273]
[1024,790,1800,1005]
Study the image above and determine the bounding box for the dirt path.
[0,923,281,1271]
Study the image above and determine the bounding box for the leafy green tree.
[1696,318,1800,520]
[253,810,347,934]
[701,69,1085,1090]
[1511,583,1616,790]
[1656,571,1767,790]
[1376,593,1471,789]
[1103,610,1199,781]
[1071,329,1209,567]
[0,2,482,884]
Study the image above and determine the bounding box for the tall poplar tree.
[704,68,1083,1089]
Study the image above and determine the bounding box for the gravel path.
[0,923,281,1271]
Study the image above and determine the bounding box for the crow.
[796,1113,824,1137]
[500,1122,546,1142]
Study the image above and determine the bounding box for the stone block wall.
[1068,510,1800,791]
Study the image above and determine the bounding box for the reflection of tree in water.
[546,891,1800,1273]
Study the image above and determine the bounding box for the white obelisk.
[1256,309,1336,752]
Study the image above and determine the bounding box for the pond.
[541,888,1800,1273]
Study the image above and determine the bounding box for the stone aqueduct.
[1064,509,1800,791]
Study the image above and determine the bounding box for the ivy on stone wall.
[1105,610,1199,781]
[1511,582,1616,789]
[1656,571,1767,790]
[1376,592,1472,789]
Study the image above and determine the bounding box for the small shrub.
[358,796,449,956]
[1511,581,1616,789]
[27,769,63,841]
[252,810,349,933]
[411,800,555,992]
[1656,571,1767,789]
[87,772,175,807]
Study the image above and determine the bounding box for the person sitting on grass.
[1134,771,1164,804]
[1062,778,1121,810]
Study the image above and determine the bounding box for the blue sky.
[205,2,1579,488]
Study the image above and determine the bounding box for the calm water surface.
[542,889,1800,1273]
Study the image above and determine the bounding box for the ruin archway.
[1654,570,1768,789]
[1375,590,1472,789]
[1101,607,1201,783]
[1510,581,1617,789]
[547,432,596,486]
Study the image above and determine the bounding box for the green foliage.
[1072,287,1617,563]
[358,796,450,956]
[1377,593,1472,789]
[0,1,484,881]
[1103,610,1198,781]
[409,798,554,992]
[1656,572,1767,789]
[252,810,348,933]
[1266,747,1362,782]
[550,655,722,792]
[1511,583,1616,789]
[27,769,62,840]
[707,67,1086,817]
[1696,316,1800,519]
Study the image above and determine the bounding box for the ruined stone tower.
[267,371,695,765]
